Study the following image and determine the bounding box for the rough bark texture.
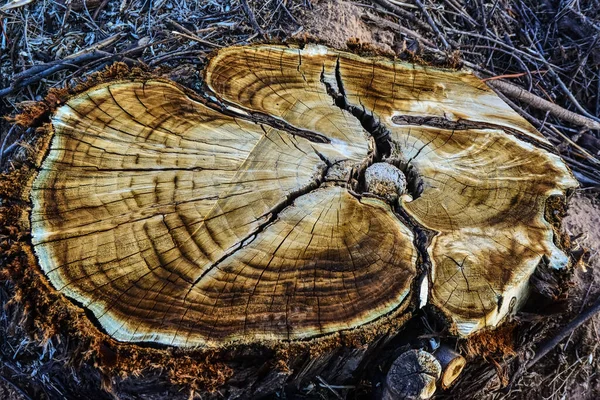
[0,44,577,398]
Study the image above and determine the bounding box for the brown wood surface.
[27,44,576,349]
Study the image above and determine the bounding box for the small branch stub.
[434,345,466,389]
[383,350,442,400]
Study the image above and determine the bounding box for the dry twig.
[528,295,600,368]
[487,79,600,131]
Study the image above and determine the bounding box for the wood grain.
[30,78,416,346]
[28,44,577,347]
[205,44,578,336]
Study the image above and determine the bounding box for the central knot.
[364,162,407,204]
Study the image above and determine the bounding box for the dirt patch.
[296,0,394,52]
[565,192,600,270]
[560,192,600,400]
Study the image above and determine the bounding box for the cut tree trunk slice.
[1,43,578,394]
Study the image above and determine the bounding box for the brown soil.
[297,0,394,52]
[557,193,600,400]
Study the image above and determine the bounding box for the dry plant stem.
[528,295,600,368]
[0,51,125,98]
[240,0,267,39]
[372,0,432,32]
[546,125,600,166]
[413,0,450,49]
[0,373,32,400]
[494,90,600,169]
[166,19,221,48]
[487,79,600,131]
[446,28,561,67]
[92,0,111,20]
[0,38,174,98]
[0,125,16,165]
[171,31,221,48]
[316,376,343,400]
[531,45,600,125]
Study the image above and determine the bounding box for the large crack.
[391,115,557,154]
[317,58,426,201]
[320,58,393,159]
[185,146,331,295]
[316,57,436,313]
[190,58,437,322]
[196,53,524,322]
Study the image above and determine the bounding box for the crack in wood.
[201,93,331,145]
[320,58,392,158]
[185,160,331,295]
[391,115,557,154]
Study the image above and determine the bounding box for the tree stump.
[0,44,577,398]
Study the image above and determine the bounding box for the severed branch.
[528,295,600,368]
[486,79,600,131]
[240,0,267,39]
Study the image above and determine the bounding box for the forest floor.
[1,0,600,399]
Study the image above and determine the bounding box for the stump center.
[364,162,407,204]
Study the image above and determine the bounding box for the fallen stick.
[372,0,432,32]
[0,125,17,165]
[0,51,107,98]
[240,0,267,39]
[0,373,32,400]
[487,79,600,131]
[528,295,600,368]
[362,13,436,48]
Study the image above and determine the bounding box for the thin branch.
[240,0,267,40]
[0,373,33,400]
[0,125,17,166]
[414,0,450,49]
[528,295,600,368]
[371,0,432,32]
[361,13,436,48]
[487,79,600,131]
